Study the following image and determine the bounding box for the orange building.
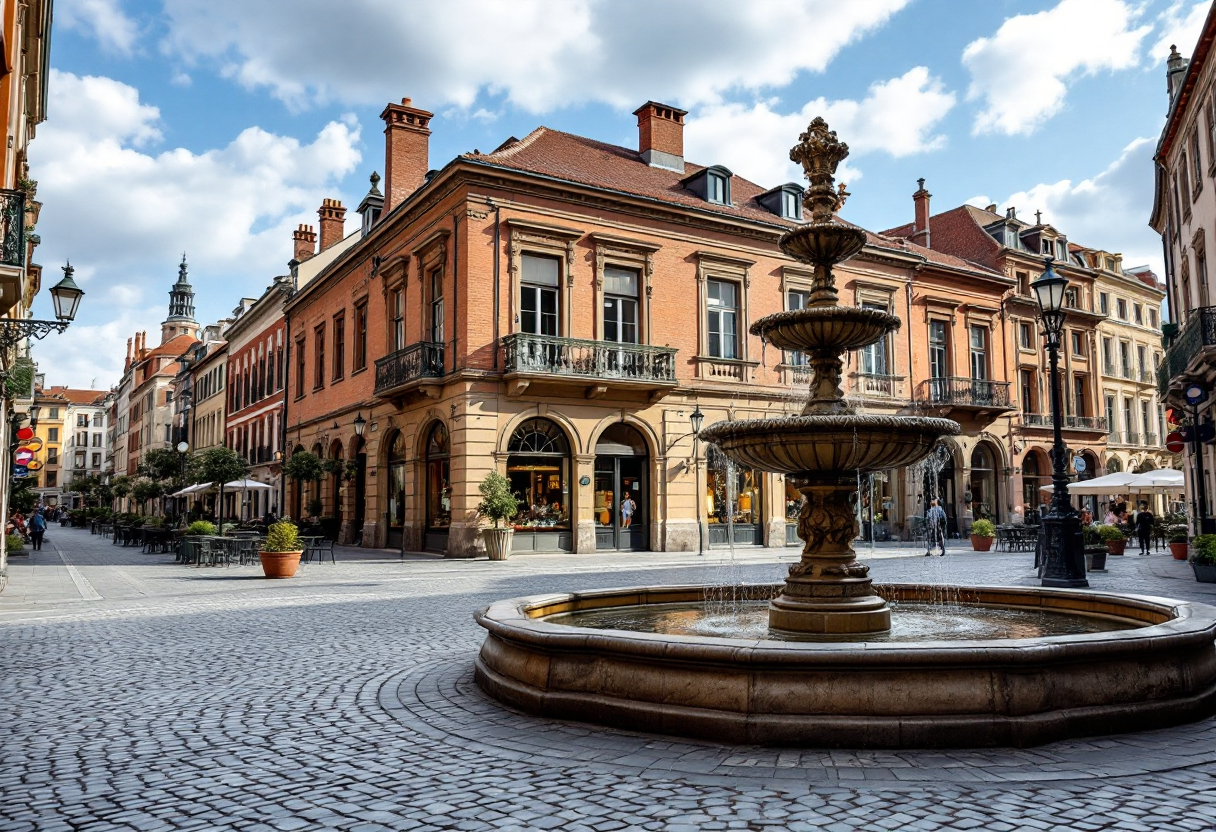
[282,99,1029,555]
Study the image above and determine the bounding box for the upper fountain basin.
[699,414,961,476]
[780,222,867,265]
[751,306,900,353]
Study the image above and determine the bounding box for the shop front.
[386,431,406,549]
[593,423,648,551]
[507,418,573,552]
[707,445,764,547]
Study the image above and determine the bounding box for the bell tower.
[161,253,200,344]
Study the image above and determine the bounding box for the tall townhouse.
[32,386,66,505]
[1153,6,1216,529]
[282,98,1022,556]
[61,390,107,505]
[186,328,229,454]
[885,203,1110,519]
[1077,252,1171,475]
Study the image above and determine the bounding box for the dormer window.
[683,165,733,206]
[1042,239,1054,258]
[757,183,804,220]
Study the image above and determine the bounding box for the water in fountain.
[702,443,775,618]
[890,441,964,608]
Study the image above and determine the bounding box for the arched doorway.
[352,437,367,545]
[424,422,451,553]
[593,423,648,551]
[506,418,572,552]
[329,439,344,531]
[291,444,305,521]
[1022,449,1048,521]
[969,444,998,523]
[706,445,765,547]
[386,431,407,549]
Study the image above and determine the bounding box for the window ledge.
[351,365,368,377]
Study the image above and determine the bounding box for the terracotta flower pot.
[1171,542,1190,560]
[970,534,994,552]
[259,550,302,578]
[1106,539,1126,556]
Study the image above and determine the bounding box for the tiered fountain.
[474,120,1216,748]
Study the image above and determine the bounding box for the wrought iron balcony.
[1023,413,1108,432]
[1065,415,1108,431]
[918,377,1012,409]
[1159,305,1216,397]
[502,333,677,395]
[0,188,25,269]
[373,342,445,397]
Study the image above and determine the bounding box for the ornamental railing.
[0,188,25,268]
[854,372,904,399]
[1159,306,1216,396]
[502,333,677,383]
[374,342,445,395]
[917,377,1012,408]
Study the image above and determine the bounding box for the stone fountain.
[697,117,959,636]
[473,120,1216,749]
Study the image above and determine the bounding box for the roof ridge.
[481,126,548,160]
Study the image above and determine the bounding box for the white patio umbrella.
[1125,469,1184,493]
[1038,471,1139,495]
[224,479,273,522]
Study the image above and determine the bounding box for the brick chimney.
[1167,44,1190,102]
[379,97,433,212]
[125,337,133,372]
[292,224,317,262]
[633,101,687,173]
[912,178,931,248]
[317,199,347,251]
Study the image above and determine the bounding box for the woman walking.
[28,509,46,552]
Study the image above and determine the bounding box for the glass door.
[594,456,646,551]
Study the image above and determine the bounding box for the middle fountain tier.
[699,118,959,636]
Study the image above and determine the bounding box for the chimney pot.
[912,178,931,249]
[633,101,687,173]
[317,200,347,251]
[380,96,433,212]
[292,223,317,262]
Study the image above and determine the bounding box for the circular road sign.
[24,459,42,471]
[14,449,34,465]
[18,436,42,451]
[1073,456,1086,473]
[15,426,34,441]
[1167,431,1186,453]
[1186,384,1207,406]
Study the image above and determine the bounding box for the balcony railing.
[1024,413,1108,432]
[502,333,677,384]
[1138,368,1154,384]
[918,377,1012,408]
[1144,432,1158,447]
[854,372,904,399]
[374,342,445,396]
[1124,431,1141,445]
[1120,364,1133,380]
[0,188,25,268]
[1159,306,1216,396]
[1102,361,1117,377]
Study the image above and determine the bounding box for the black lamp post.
[1031,257,1088,588]
[689,406,705,556]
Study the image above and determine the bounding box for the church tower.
[161,253,200,344]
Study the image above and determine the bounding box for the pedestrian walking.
[28,509,46,551]
[1135,502,1155,555]
[926,498,946,556]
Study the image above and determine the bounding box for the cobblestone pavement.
[2,529,1216,831]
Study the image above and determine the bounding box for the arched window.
[506,418,571,536]
[425,423,450,533]
[969,444,998,522]
[387,432,407,533]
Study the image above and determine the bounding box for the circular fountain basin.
[699,414,960,475]
[751,306,900,352]
[474,584,1216,748]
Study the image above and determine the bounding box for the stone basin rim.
[474,583,1216,664]
[699,414,962,437]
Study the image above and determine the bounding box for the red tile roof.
[468,128,1003,278]
[37,386,106,405]
[883,205,1005,270]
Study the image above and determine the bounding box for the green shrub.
[970,519,996,538]
[476,471,521,528]
[1083,524,1102,546]
[1191,534,1216,565]
[261,520,300,553]
[186,520,217,536]
[1169,527,1189,544]
[6,533,23,551]
[1096,524,1126,543]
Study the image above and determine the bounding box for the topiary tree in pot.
[1169,527,1190,560]
[1096,523,1126,555]
[476,471,520,561]
[259,519,303,578]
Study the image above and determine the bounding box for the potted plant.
[1169,529,1190,560]
[1083,523,1107,571]
[259,519,303,578]
[1191,534,1216,583]
[969,519,996,552]
[477,471,520,561]
[186,520,217,536]
[1096,524,1126,555]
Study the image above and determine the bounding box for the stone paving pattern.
[2,530,1216,831]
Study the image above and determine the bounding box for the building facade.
[61,391,107,505]
[31,386,66,505]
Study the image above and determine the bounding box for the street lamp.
[1031,257,1088,588]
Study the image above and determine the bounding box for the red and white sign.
[14,448,34,464]
[1166,431,1185,454]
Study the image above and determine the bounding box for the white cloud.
[994,137,1162,276]
[160,0,911,112]
[963,0,1151,136]
[684,67,955,188]
[1153,1,1210,64]
[59,0,140,56]
[28,70,363,388]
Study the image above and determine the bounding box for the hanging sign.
[11,465,29,479]
[15,426,34,441]
[24,459,42,471]
[17,436,42,451]
[14,448,35,465]
[1166,431,1186,453]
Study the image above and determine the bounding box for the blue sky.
[32,0,1210,387]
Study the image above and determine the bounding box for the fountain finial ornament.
[790,117,850,223]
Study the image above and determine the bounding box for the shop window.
[425,422,451,532]
[506,418,571,532]
[706,445,764,546]
[386,432,406,534]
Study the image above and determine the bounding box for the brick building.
[282,98,1032,555]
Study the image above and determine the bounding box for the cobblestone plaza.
[3,531,1216,831]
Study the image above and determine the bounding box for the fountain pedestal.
[769,476,890,635]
